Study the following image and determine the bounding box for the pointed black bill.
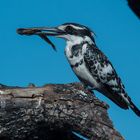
[17,27,65,51]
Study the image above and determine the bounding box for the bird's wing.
[83,43,129,109]
[83,43,140,116]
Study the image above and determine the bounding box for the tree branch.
[0,82,124,140]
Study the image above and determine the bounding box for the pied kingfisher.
[17,23,140,117]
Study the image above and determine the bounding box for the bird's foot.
[86,88,94,95]
[82,84,95,95]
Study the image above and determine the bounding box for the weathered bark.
[0,82,124,140]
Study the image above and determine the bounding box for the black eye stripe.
[64,25,93,40]
[65,26,74,32]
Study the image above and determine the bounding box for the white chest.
[65,45,83,65]
[65,43,99,88]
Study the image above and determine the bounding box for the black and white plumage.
[17,23,140,117]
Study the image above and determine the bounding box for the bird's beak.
[17,27,65,51]
[17,27,65,36]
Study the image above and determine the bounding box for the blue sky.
[0,0,140,139]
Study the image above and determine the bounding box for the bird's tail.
[99,85,140,117]
[129,99,140,117]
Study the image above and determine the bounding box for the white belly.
[73,61,99,88]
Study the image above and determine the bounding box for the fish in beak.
[16,27,65,51]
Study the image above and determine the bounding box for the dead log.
[0,82,124,140]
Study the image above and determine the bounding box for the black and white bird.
[17,23,140,117]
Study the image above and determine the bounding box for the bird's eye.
[65,26,73,33]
